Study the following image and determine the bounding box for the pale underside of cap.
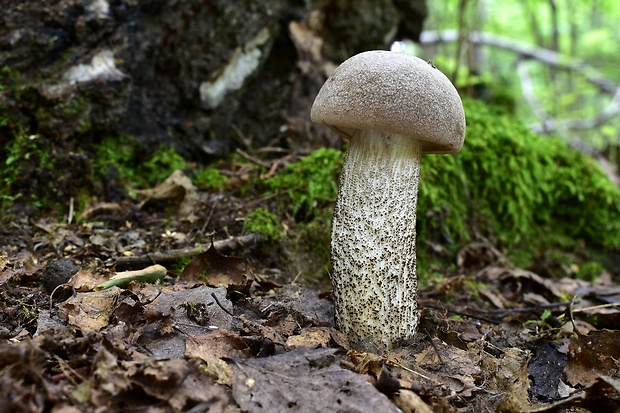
[311,50,466,154]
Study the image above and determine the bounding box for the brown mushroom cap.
[311,51,466,154]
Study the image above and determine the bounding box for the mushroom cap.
[311,51,466,154]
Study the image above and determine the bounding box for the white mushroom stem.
[331,128,421,349]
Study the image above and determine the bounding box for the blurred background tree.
[395,0,620,169]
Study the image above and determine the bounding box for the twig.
[423,302,501,324]
[262,152,297,179]
[566,302,620,314]
[236,148,270,168]
[387,359,432,381]
[426,329,445,365]
[112,233,259,269]
[67,197,74,225]
[211,293,235,317]
[468,301,572,317]
[420,30,616,92]
[419,29,620,134]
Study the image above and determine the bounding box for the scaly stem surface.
[331,129,421,349]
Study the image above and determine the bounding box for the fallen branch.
[420,30,616,93]
[419,30,620,135]
[111,233,259,270]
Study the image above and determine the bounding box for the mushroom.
[311,51,465,349]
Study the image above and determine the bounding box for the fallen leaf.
[0,251,43,286]
[565,330,620,387]
[480,266,563,301]
[80,202,123,220]
[583,375,620,411]
[481,347,531,412]
[393,389,433,413]
[229,347,398,412]
[286,327,348,350]
[136,170,199,219]
[58,287,123,333]
[528,341,568,401]
[139,285,234,359]
[257,285,336,328]
[72,268,109,292]
[181,243,251,293]
[186,330,251,385]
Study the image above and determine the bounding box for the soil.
[1,164,620,413]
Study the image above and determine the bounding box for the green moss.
[577,262,604,282]
[261,148,343,220]
[0,125,53,208]
[419,97,620,257]
[243,208,281,241]
[140,145,188,184]
[93,136,188,189]
[194,167,230,191]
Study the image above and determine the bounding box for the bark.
[0,0,427,160]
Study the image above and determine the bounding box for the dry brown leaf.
[72,268,109,291]
[139,285,235,359]
[286,327,348,350]
[80,202,123,220]
[58,287,123,333]
[238,314,287,346]
[0,251,43,286]
[481,347,531,412]
[393,389,433,413]
[89,347,230,412]
[584,375,620,410]
[229,347,396,413]
[136,169,198,219]
[480,266,564,300]
[91,347,132,402]
[181,243,251,293]
[349,350,384,377]
[565,330,620,387]
[185,330,251,385]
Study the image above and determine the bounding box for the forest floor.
[1,168,620,413]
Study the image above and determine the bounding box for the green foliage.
[243,208,281,241]
[140,145,187,185]
[418,97,620,259]
[0,67,20,128]
[0,127,53,208]
[261,148,343,220]
[0,66,19,91]
[93,137,187,188]
[93,136,139,184]
[194,167,230,191]
[577,262,604,282]
[423,0,620,151]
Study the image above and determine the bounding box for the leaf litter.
[2,187,620,412]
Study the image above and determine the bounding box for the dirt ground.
[1,170,620,413]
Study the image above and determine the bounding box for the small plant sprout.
[311,50,465,349]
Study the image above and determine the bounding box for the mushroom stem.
[331,129,421,349]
